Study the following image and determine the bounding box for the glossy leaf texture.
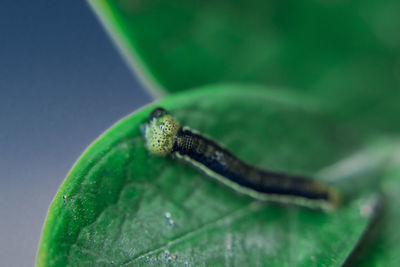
[37,85,395,266]
[88,0,400,130]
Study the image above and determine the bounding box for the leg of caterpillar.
[142,107,342,210]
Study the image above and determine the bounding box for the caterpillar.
[141,107,341,210]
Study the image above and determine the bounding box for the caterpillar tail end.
[326,187,343,210]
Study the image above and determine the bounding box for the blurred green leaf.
[347,153,400,267]
[88,0,400,130]
[37,85,393,266]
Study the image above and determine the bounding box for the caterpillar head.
[141,107,180,155]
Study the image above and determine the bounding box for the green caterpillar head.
[141,107,180,155]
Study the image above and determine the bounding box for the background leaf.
[37,85,393,266]
[88,0,400,117]
[88,0,400,133]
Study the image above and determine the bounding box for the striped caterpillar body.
[141,107,342,210]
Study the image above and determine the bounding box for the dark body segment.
[172,128,331,202]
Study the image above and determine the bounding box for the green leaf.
[88,0,400,133]
[347,150,400,267]
[38,85,391,266]
[88,0,400,114]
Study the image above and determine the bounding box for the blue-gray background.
[0,1,152,266]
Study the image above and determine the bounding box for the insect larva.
[141,107,342,210]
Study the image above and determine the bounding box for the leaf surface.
[37,85,389,266]
[348,148,400,267]
[88,0,400,123]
